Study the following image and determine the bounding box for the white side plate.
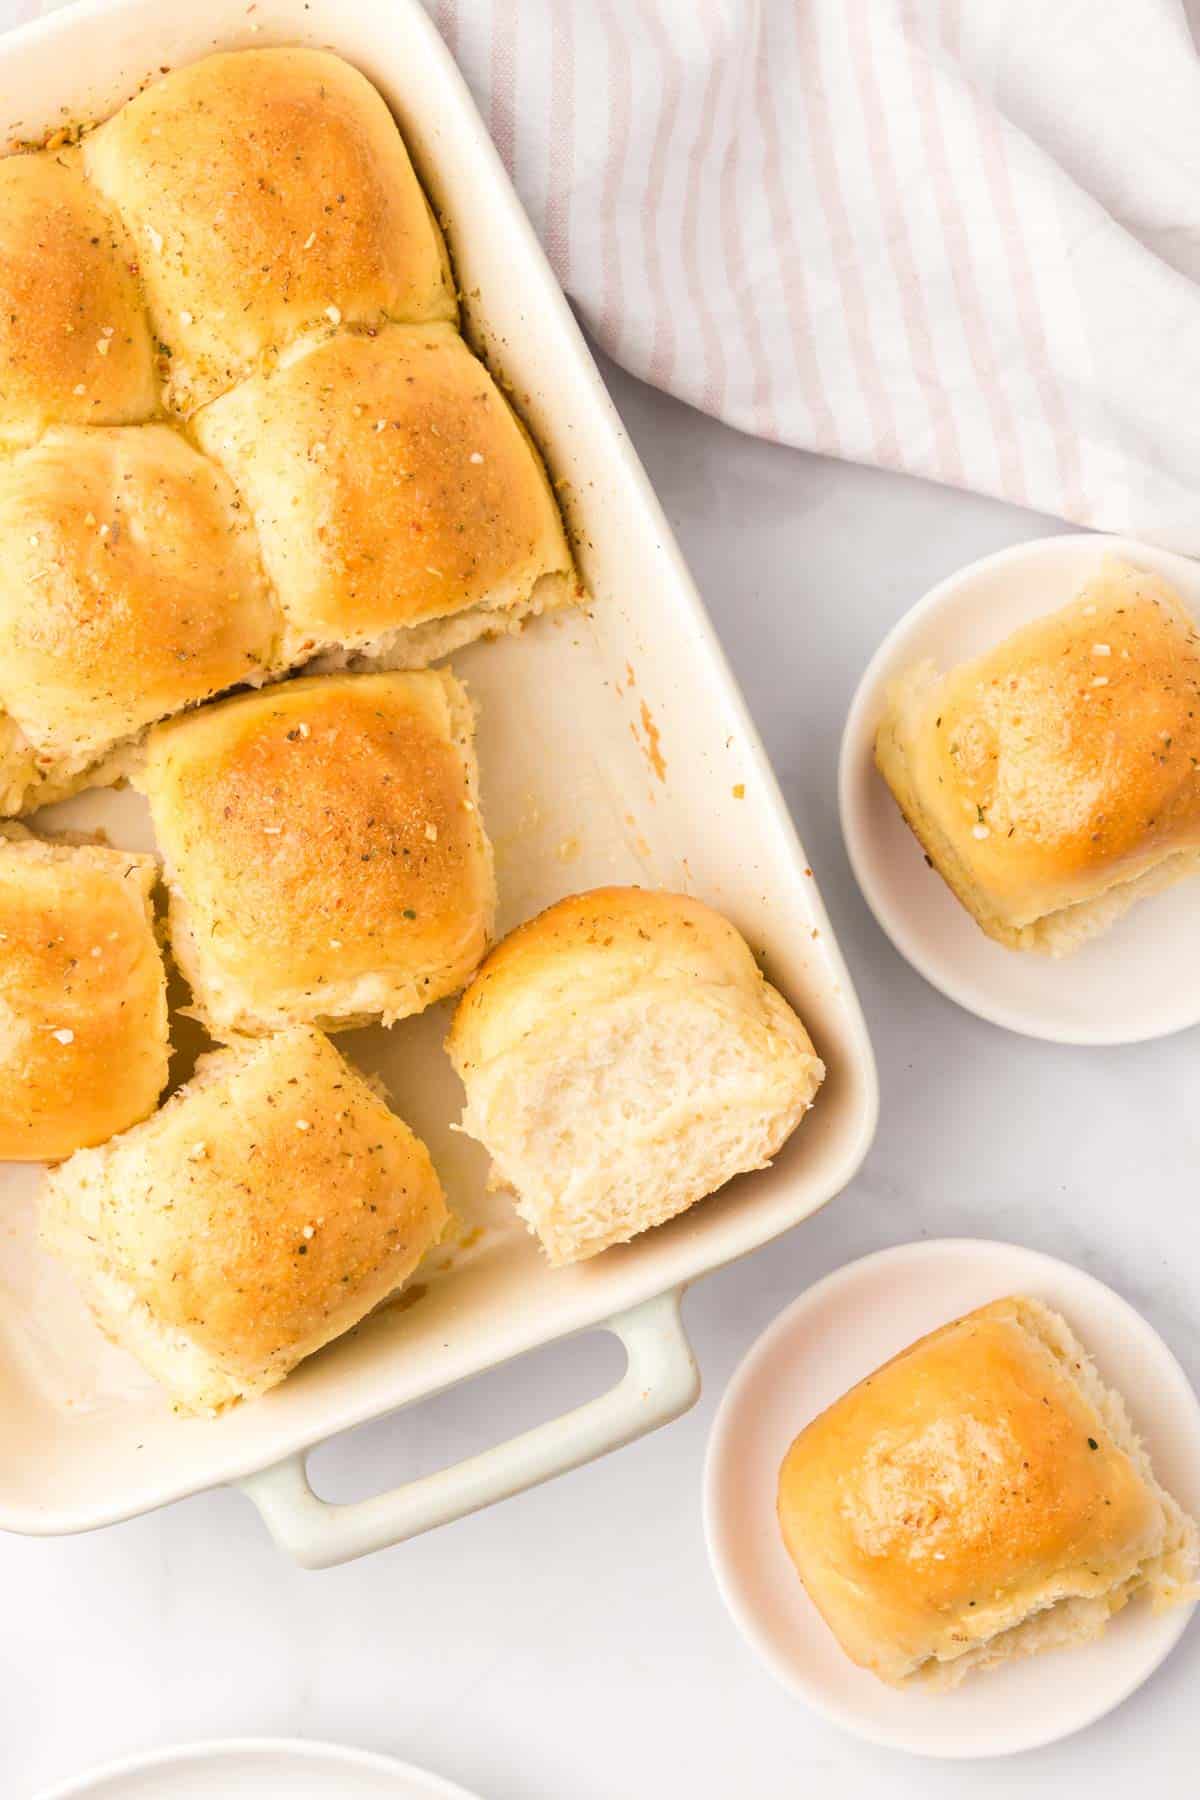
[34,1739,482,1800]
[703,1238,1200,1759]
[839,533,1200,1044]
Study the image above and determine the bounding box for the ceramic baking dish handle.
[236,1288,700,1568]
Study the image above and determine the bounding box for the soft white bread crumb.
[447,888,824,1265]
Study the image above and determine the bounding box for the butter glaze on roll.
[0,153,157,446]
[194,322,573,667]
[139,670,495,1038]
[41,1027,448,1413]
[83,47,457,412]
[447,887,824,1265]
[0,48,574,813]
[777,1297,1198,1687]
[0,424,277,814]
[875,558,1200,953]
[0,824,168,1161]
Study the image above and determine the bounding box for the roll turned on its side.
[448,887,824,1265]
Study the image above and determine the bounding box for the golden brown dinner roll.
[0,712,38,818]
[876,558,1200,953]
[0,153,157,446]
[41,1027,448,1412]
[140,670,495,1038]
[83,47,456,411]
[447,888,824,1265]
[0,824,168,1161]
[0,423,278,813]
[777,1297,1199,1688]
[194,322,574,666]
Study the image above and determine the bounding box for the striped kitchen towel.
[15,0,1200,544]
[430,0,1200,547]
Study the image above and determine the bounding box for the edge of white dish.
[32,1738,483,1800]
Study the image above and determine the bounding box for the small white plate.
[703,1238,1200,1759]
[839,533,1200,1044]
[33,1739,483,1800]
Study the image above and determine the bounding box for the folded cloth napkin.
[13,0,1200,546]
[433,0,1200,548]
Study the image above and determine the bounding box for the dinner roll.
[0,153,157,446]
[83,48,456,411]
[876,557,1200,953]
[140,670,494,1038]
[777,1297,1199,1688]
[41,1027,448,1412]
[0,424,278,813]
[0,824,168,1161]
[194,322,574,667]
[447,888,824,1265]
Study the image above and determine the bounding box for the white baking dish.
[0,0,877,1566]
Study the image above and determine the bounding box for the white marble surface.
[4,349,1197,1799]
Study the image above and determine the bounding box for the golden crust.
[0,827,168,1161]
[777,1298,1167,1685]
[194,322,571,655]
[875,559,1200,948]
[140,670,495,1037]
[0,152,157,445]
[0,424,278,773]
[83,47,456,411]
[41,1027,448,1411]
[447,886,775,1075]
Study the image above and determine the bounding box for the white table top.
[5,347,1196,1799]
